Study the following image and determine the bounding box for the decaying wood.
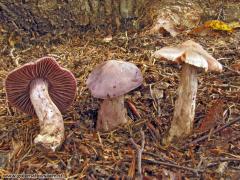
[97,95,127,132]
[163,64,198,144]
[30,78,64,151]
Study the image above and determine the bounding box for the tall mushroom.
[86,60,143,132]
[5,57,77,151]
[153,40,222,144]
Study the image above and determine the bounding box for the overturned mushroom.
[153,40,222,144]
[86,60,143,132]
[5,57,77,151]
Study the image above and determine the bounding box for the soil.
[0,26,239,179]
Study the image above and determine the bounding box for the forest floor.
[0,26,239,179]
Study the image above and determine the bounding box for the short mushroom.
[86,60,143,131]
[153,40,222,144]
[5,57,77,151]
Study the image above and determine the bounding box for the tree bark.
[0,0,146,35]
[0,0,239,37]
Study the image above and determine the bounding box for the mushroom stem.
[97,95,127,131]
[30,78,64,151]
[163,64,198,144]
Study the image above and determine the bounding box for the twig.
[142,159,203,174]
[143,151,176,164]
[130,130,145,179]
[183,117,240,149]
[206,157,240,169]
[217,57,232,61]
[216,157,240,162]
[206,83,240,89]
[223,65,240,75]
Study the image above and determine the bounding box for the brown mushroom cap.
[5,57,77,115]
[86,60,143,99]
[153,40,222,72]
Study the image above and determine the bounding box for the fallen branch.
[130,130,145,179]
[183,117,240,149]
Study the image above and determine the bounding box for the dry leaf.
[227,21,240,29]
[190,20,240,36]
[78,144,91,155]
[189,26,215,36]
[198,100,224,132]
[231,62,240,71]
[204,20,233,32]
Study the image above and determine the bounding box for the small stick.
[223,65,240,75]
[130,130,145,179]
[142,159,203,174]
[183,117,240,149]
[216,157,240,162]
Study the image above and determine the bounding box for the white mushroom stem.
[163,64,198,144]
[30,78,64,151]
[97,95,127,132]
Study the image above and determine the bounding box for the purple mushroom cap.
[5,57,77,115]
[86,60,143,99]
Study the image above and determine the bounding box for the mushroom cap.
[153,40,222,72]
[5,57,77,115]
[86,60,143,99]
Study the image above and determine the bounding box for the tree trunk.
[0,0,146,35]
[0,0,239,38]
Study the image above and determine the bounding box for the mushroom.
[86,60,143,131]
[5,57,77,151]
[153,40,222,144]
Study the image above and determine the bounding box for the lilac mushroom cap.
[5,57,77,115]
[86,60,143,99]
